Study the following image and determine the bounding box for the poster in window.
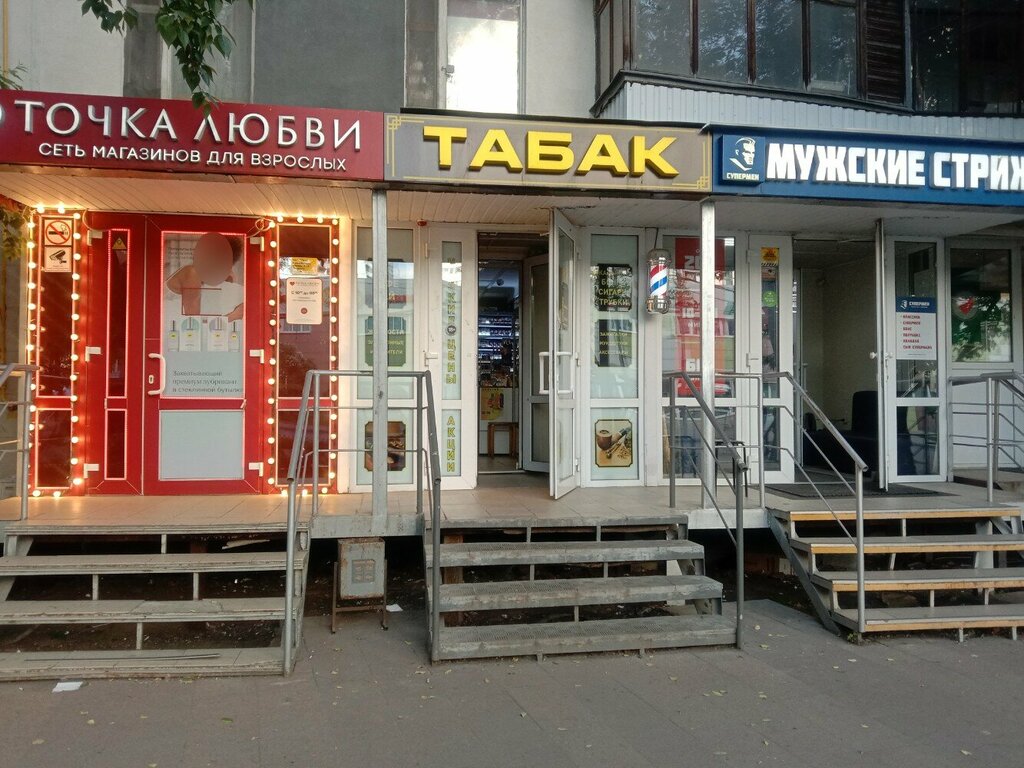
[363,316,408,366]
[594,418,633,468]
[285,277,323,326]
[595,319,634,367]
[363,420,407,472]
[593,263,633,312]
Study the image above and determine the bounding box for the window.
[632,0,692,77]
[809,1,858,96]
[949,248,1013,363]
[445,0,521,113]
[912,0,1024,114]
[697,0,748,83]
[755,0,803,89]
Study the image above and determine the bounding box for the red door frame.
[141,215,264,494]
[83,213,146,493]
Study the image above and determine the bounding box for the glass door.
[885,239,945,482]
[142,217,263,493]
[522,254,549,473]
[549,211,580,498]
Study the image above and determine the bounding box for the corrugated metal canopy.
[0,169,1019,238]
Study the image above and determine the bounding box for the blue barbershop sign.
[714,130,1024,207]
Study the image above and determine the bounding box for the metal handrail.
[283,369,441,672]
[949,371,1024,503]
[0,363,40,520]
[664,370,747,649]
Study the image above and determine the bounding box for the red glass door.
[141,216,263,494]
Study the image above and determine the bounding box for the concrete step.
[0,597,286,624]
[791,533,1024,556]
[0,552,294,576]
[0,648,284,681]
[435,614,736,660]
[436,575,722,612]
[776,506,1019,523]
[833,604,1024,633]
[427,539,703,568]
[814,567,1024,592]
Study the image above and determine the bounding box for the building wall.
[3,0,123,95]
[523,0,594,117]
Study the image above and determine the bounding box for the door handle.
[147,352,166,396]
[555,351,574,396]
[538,352,551,395]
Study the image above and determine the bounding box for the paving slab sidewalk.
[1,599,1021,768]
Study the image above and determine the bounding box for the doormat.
[767,482,949,499]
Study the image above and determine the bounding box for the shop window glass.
[633,0,692,76]
[663,405,736,479]
[755,0,803,89]
[36,409,71,488]
[949,248,1012,363]
[356,408,415,486]
[105,410,127,480]
[277,225,332,398]
[36,271,73,397]
[697,0,748,83]
[275,410,332,487]
[593,407,639,481]
[590,235,638,399]
[897,405,940,476]
[406,0,439,108]
[911,0,961,112]
[355,228,415,401]
[598,1,612,92]
[809,1,858,96]
[660,236,736,398]
[446,0,520,112]
[895,242,939,396]
[107,231,130,399]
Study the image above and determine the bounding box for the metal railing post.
[733,459,744,650]
[855,465,866,635]
[987,377,996,504]
[284,480,297,672]
[757,377,766,506]
[668,380,677,509]
[312,373,322,515]
[20,371,32,521]
[416,374,424,517]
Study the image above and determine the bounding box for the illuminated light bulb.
[267,378,276,385]
[27,281,36,289]
[320,487,328,495]
[70,415,79,423]
[27,221,35,230]
[70,354,79,362]
[328,471,337,479]
[29,383,36,391]
[330,356,337,363]
[331,257,339,265]
[331,218,339,225]
[268,299,276,306]
[331,238,339,246]
[73,212,81,220]
[32,489,41,497]
[269,339,276,346]
[316,215,324,224]
[330,393,338,401]
[69,333,79,341]
[70,457,79,465]
[330,433,337,441]
[330,296,338,304]
[301,489,309,498]
[71,293,79,300]
[72,477,83,486]
[269,240,278,249]
[268,436,276,445]
[69,395,78,403]
[329,413,338,421]
[28,404,36,412]
[72,273,80,280]
[267,417,275,425]
[28,323,37,331]
[71,313,80,321]
[73,253,82,261]
[269,319,276,327]
[27,303,36,310]
[56,204,66,214]
[26,241,35,250]
[330,316,337,323]
[52,490,61,498]
[69,374,77,382]
[70,435,79,443]
[279,488,287,496]
[25,344,34,352]
[267,220,276,228]
[329,452,338,460]
[267,397,275,405]
[28,262,37,269]
[276,214,284,223]
[35,204,45,214]
[330,336,338,343]
[269,279,277,287]
[267,259,275,267]
[73,232,81,240]
[331,277,339,284]
[268,358,276,366]
[267,457,275,465]
[296,215,304,223]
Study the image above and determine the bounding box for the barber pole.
[647,249,670,314]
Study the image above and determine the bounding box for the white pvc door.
[549,211,581,498]
[522,254,550,473]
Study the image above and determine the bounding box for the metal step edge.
[0,553,295,575]
[0,648,284,681]
[430,516,688,531]
[0,598,288,624]
[790,535,1024,554]
[435,615,736,660]
[435,576,723,611]
[426,541,704,568]
[814,568,1024,591]
[833,606,1024,633]
[3,523,310,536]
[774,507,1020,521]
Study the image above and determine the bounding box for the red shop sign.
[0,90,384,182]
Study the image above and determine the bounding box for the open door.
[549,211,580,498]
[521,253,550,473]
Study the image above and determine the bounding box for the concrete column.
[371,189,388,535]
[700,200,717,506]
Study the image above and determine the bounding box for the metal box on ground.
[332,537,387,631]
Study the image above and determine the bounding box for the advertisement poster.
[163,232,244,397]
[363,316,408,367]
[593,264,633,311]
[285,277,323,326]
[363,420,407,472]
[41,216,74,272]
[594,419,633,468]
[595,319,634,368]
[896,296,938,360]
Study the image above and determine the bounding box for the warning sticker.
[43,218,74,247]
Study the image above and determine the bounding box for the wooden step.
[433,514,686,531]
[791,534,1024,556]
[833,604,1024,633]
[777,507,1019,523]
[436,575,722,612]
[0,552,294,576]
[814,568,1024,592]
[0,597,286,624]
[435,614,736,660]
[427,539,703,568]
[4,522,308,537]
[0,648,284,681]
